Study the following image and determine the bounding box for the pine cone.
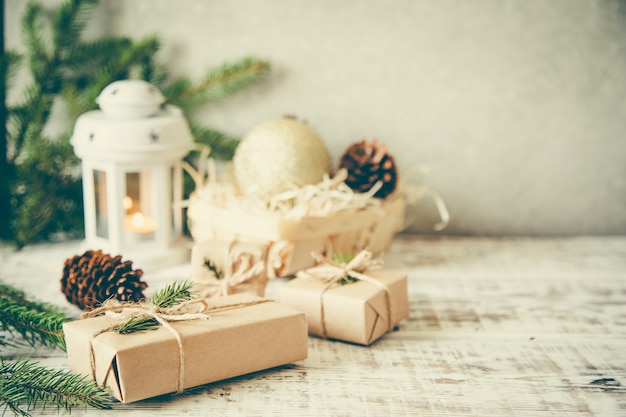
[60,250,148,311]
[337,139,398,199]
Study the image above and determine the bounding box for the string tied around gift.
[216,251,266,296]
[297,249,393,340]
[204,240,266,297]
[82,297,210,394]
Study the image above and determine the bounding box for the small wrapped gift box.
[280,251,409,345]
[190,240,268,297]
[63,294,308,403]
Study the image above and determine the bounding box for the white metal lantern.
[71,80,194,269]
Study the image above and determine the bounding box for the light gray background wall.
[6,0,626,235]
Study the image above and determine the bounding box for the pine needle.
[0,281,69,351]
[331,252,359,285]
[113,280,194,334]
[189,124,240,161]
[148,280,194,308]
[203,258,223,280]
[0,357,112,416]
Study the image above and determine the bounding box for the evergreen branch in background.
[21,3,47,74]
[0,282,65,316]
[0,357,112,417]
[74,35,161,116]
[11,135,83,245]
[165,57,271,112]
[114,280,194,334]
[189,123,240,161]
[52,0,97,51]
[0,281,69,351]
[1,51,22,92]
[62,37,132,79]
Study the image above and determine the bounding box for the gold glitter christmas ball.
[233,116,331,196]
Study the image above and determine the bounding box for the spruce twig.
[113,280,194,334]
[203,258,223,280]
[189,124,240,161]
[0,357,112,416]
[0,281,69,351]
[331,252,359,285]
[164,57,270,112]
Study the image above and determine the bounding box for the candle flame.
[132,212,145,228]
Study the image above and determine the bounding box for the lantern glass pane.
[123,171,156,241]
[93,170,108,238]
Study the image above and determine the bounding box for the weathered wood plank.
[1,236,624,416]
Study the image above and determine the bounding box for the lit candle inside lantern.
[125,212,156,234]
[123,196,156,240]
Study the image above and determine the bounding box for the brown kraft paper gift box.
[63,294,308,403]
[280,264,409,345]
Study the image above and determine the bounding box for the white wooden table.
[1,235,625,416]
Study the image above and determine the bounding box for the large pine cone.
[337,139,398,199]
[61,250,148,310]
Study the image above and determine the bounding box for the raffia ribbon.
[297,250,394,339]
[82,296,271,395]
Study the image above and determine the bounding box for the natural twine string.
[82,297,272,394]
[297,250,393,340]
[205,240,266,297]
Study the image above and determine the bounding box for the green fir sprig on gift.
[114,280,194,334]
[331,252,359,285]
[203,258,223,280]
[0,281,69,350]
[0,357,112,417]
[2,0,272,248]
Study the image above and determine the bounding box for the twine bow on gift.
[297,250,393,340]
[206,251,266,297]
[82,297,209,395]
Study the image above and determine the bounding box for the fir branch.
[189,123,240,161]
[0,283,65,316]
[0,281,69,350]
[62,37,132,77]
[141,58,170,92]
[113,281,194,334]
[53,0,98,53]
[148,280,194,309]
[332,251,355,265]
[0,357,112,416]
[165,57,270,112]
[331,252,359,285]
[10,135,83,246]
[21,2,48,75]
[81,34,161,111]
[203,258,223,280]
[0,51,23,92]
